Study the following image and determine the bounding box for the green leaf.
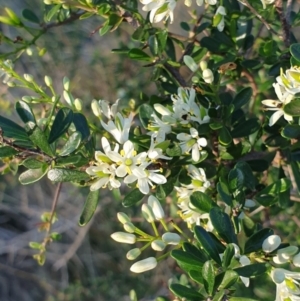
[166,145,182,157]
[282,124,300,138]
[217,270,239,290]
[0,146,18,158]
[156,174,178,200]
[182,242,209,263]
[169,284,204,301]
[171,250,204,272]
[47,168,89,182]
[222,244,235,268]
[188,270,204,284]
[139,104,154,129]
[73,113,93,156]
[255,178,291,206]
[230,297,258,301]
[194,226,222,265]
[184,55,198,72]
[246,159,269,172]
[148,35,158,55]
[128,48,152,61]
[291,161,300,193]
[22,158,44,169]
[212,290,225,301]
[19,165,48,185]
[228,168,244,191]
[244,228,274,254]
[234,263,269,277]
[219,126,232,146]
[232,87,252,110]
[180,21,190,31]
[25,122,54,156]
[48,108,73,144]
[59,131,82,156]
[202,260,215,296]
[122,188,144,207]
[284,98,300,116]
[46,4,61,21]
[290,43,300,64]
[210,207,237,244]
[190,191,216,213]
[22,9,40,24]
[0,115,31,143]
[16,101,36,124]
[235,161,256,191]
[217,181,232,206]
[231,118,260,138]
[79,190,100,226]
[278,189,292,208]
[55,154,84,166]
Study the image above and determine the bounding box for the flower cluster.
[263,235,300,300]
[175,165,211,227]
[262,66,300,126]
[111,196,182,273]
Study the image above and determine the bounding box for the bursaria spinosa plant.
[1,0,300,300]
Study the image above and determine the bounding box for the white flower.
[106,140,147,180]
[262,235,281,253]
[130,257,157,273]
[147,134,171,161]
[99,99,119,119]
[140,0,176,23]
[262,83,294,126]
[148,112,172,144]
[86,163,121,190]
[101,112,134,144]
[177,128,207,161]
[271,268,300,301]
[111,232,136,244]
[125,162,167,194]
[185,165,211,191]
[278,66,300,95]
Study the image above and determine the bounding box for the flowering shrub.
[1,0,300,300]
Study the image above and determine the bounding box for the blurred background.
[0,1,300,300]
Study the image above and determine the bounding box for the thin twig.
[238,0,278,35]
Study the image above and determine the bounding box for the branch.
[238,0,278,35]
[275,0,291,47]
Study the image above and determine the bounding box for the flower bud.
[148,195,165,220]
[130,257,157,273]
[24,73,34,82]
[26,47,33,56]
[202,69,214,84]
[7,81,15,87]
[123,222,136,233]
[162,232,181,245]
[126,248,141,260]
[63,90,74,106]
[142,204,155,223]
[293,253,300,267]
[44,0,53,4]
[273,246,299,264]
[63,76,70,91]
[199,61,208,71]
[183,55,198,72]
[151,240,166,251]
[111,232,136,244]
[22,96,32,102]
[117,212,131,224]
[91,99,101,117]
[44,75,52,87]
[262,235,281,253]
[74,98,83,111]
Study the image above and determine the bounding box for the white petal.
[269,110,284,126]
[90,177,108,190]
[148,173,167,184]
[116,165,127,177]
[154,103,172,115]
[197,137,207,147]
[138,178,150,194]
[123,140,134,156]
[192,144,200,161]
[262,99,280,107]
[262,235,281,253]
[124,174,138,184]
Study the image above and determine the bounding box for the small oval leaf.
[79,190,100,226]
